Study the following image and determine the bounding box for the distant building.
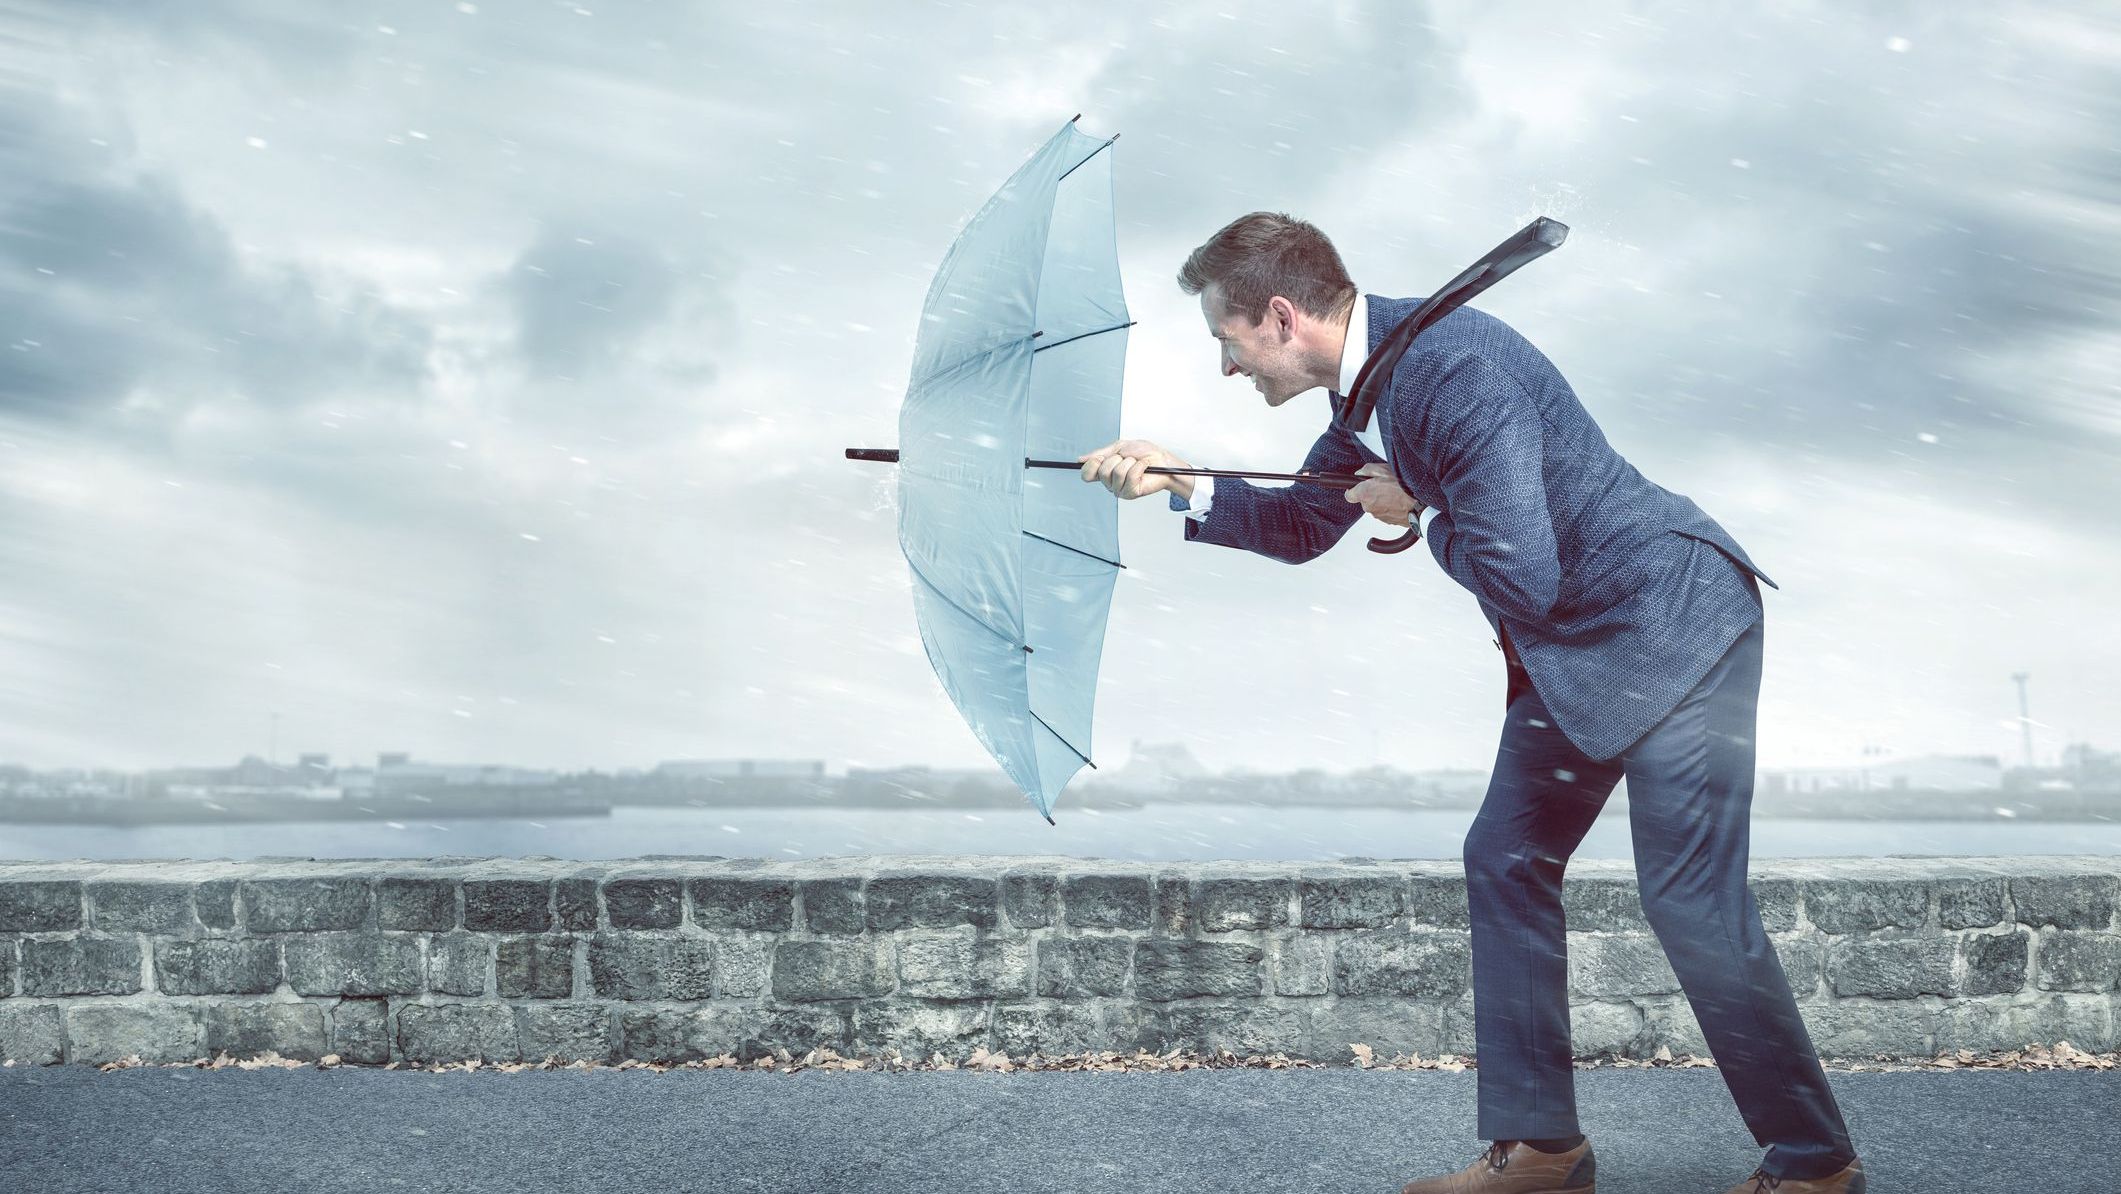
[374,757,557,795]
[1091,740,1210,792]
[1761,753,2003,794]
[655,759,826,779]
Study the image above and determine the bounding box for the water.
[2,803,2117,863]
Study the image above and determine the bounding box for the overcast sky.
[1,1,2115,782]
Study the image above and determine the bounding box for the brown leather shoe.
[1721,1156,1864,1193]
[1398,1138,1596,1193]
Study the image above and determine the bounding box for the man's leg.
[1464,667,1625,1141]
[1620,614,1857,1181]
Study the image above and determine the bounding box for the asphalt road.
[2,1065,2117,1193]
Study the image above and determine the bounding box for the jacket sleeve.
[1177,420,1367,565]
[1401,353,1562,622]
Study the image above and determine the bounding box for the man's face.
[1201,283,1303,408]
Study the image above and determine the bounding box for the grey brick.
[851,1000,991,1062]
[155,937,280,995]
[604,879,681,929]
[426,931,491,997]
[864,875,995,931]
[66,1004,203,1065]
[1195,877,1292,932]
[1569,934,1679,998]
[1938,877,2008,929]
[1300,875,1405,929]
[1825,935,1955,999]
[1134,939,1264,1002]
[1937,992,2115,1054]
[1776,934,1828,997]
[1559,878,1646,933]
[1306,1000,1448,1062]
[377,878,457,931]
[710,935,771,997]
[1268,933,1330,997]
[1961,929,2030,996]
[991,1003,1100,1057]
[203,1002,326,1061]
[244,878,369,932]
[23,935,143,996]
[497,935,573,999]
[1753,879,1799,932]
[1001,872,1058,929]
[554,878,599,931]
[1571,1000,1649,1059]
[396,1002,519,1063]
[799,878,862,934]
[1333,929,1471,998]
[0,881,82,932]
[690,877,795,931]
[0,1003,64,1065]
[587,933,713,1000]
[88,881,193,934]
[1036,935,1132,999]
[897,927,1032,1000]
[1154,876,1192,935]
[463,880,550,932]
[196,879,237,929]
[1062,874,1152,930]
[0,937,14,997]
[515,1003,613,1063]
[1804,879,1929,934]
[1801,998,1936,1059]
[2013,875,2117,930]
[771,938,893,1002]
[329,998,389,1064]
[2035,929,2121,992]
[1141,1002,1305,1057]
[621,1004,847,1064]
[282,932,423,996]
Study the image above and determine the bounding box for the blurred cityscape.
[2,739,2118,826]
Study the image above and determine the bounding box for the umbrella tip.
[1044,812,1056,825]
[1071,113,1081,123]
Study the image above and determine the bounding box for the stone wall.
[1,855,2115,1067]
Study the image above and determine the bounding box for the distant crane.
[2011,672,2033,768]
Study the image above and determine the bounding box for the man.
[1078,212,1863,1194]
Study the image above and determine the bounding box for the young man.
[1077,212,1862,1193]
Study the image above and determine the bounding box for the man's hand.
[1345,462,1423,527]
[1077,439,1194,501]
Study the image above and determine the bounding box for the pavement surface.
[2,1064,2117,1193]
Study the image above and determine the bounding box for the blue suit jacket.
[1174,293,1778,762]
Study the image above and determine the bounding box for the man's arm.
[1396,353,1562,621]
[1171,423,1368,564]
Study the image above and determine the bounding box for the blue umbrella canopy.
[895,116,1133,823]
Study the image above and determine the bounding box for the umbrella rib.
[1022,529,1124,570]
[1029,708,1096,770]
[1055,134,1118,184]
[905,556,1026,653]
[1030,320,1136,354]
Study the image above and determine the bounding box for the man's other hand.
[1345,462,1422,527]
[1078,439,1192,501]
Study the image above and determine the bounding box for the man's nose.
[1222,357,1240,377]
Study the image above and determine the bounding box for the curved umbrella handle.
[1367,526,1420,554]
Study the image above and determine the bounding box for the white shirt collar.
[1334,293,1368,397]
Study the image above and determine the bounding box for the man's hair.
[1177,211,1355,326]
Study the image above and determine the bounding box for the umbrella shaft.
[845,448,1364,490]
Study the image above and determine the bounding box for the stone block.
[496,935,573,999]
[865,875,996,931]
[1803,879,1928,934]
[1134,939,1264,1002]
[196,879,237,929]
[1936,993,2115,1054]
[515,1003,614,1063]
[426,931,491,997]
[1560,877,1647,933]
[283,932,423,997]
[1333,929,1471,999]
[799,877,862,934]
[1155,875,1192,935]
[1568,935,1679,998]
[1062,874,1152,930]
[87,881,193,934]
[620,1004,848,1064]
[1307,999,1445,1061]
[330,998,390,1064]
[0,1003,64,1065]
[1194,877,1292,931]
[2035,929,2121,993]
[244,878,369,932]
[1825,935,1955,999]
[1036,935,1132,999]
[23,936,143,996]
[991,1002,1101,1057]
[154,937,280,995]
[587,933,714,1001]
[710,935,771,998]
[1000,871,1058,929]
[1269,933,1330,997]
[1938,877,2008,929]
[1300,874,1405,929]
[66,1004,204,1065]
[1775,934,1827,998]
[896,927,1032,1000]
[1142,1003,1306,1057]
[603,879,681,929]
[1800,998,1936,1058]
[770,938,891,1002]
[1571,999,1646,1058]
[0,881,82,932]
[396,1001,519,1063]
[690,877,795,932]
[2012,874,2116,930]
[1960,929,2030,996]
[463,880,550,933]
[851,1000,992,1061]
[554,878,599,931]
[376,878,457,931]
[1639,996,1710,1057]
[203,1001,326,1061]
